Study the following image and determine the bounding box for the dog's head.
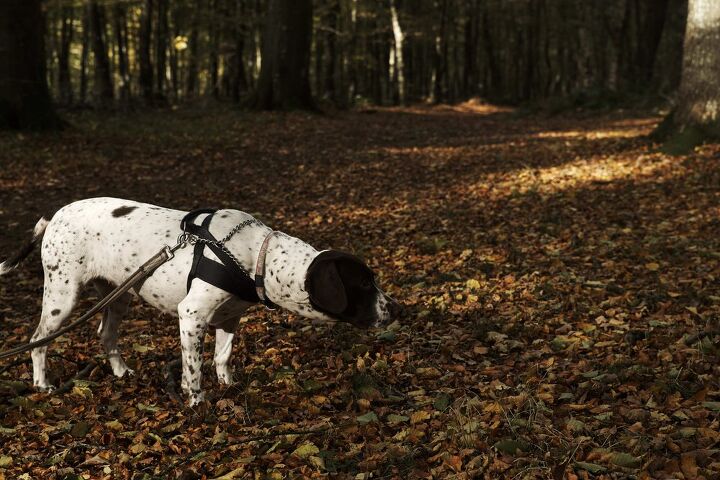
[304,250,400,328]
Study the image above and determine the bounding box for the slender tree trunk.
[324,0,339,103]
[156,0,168,101]
[89,1,114,106]
[432,0,448,103]
[232,0,248,102]
[80,6,90,104]
[113,4,131,106]
[58,7,74,105]
[208,0,220,98]
[0,0,61,129]
[636,0,669,88]
[139,0,154,104]
[463,0,479,99]
[186,2,200,99]
[252,0,315,110]
[669,0,720,132]
[389,0,405,104]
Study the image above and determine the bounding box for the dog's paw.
[216,368,233,385]
[187,390,205,407]
[35,384,56,393]
[115,367,135,378]
[109,358,134,378]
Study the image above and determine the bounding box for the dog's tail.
[0,217,49,276]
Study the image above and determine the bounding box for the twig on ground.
[54,361,97,394]
[161,420,355,476]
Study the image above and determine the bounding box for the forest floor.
[1,103,720,479]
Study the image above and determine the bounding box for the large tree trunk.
[89,1,114,106]
[252,0,315,110]
[656,0,720,150]
[674,0,720,128]
[0,0,61,129]
[139,0,154,104]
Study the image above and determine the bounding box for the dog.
[0,197,399,405]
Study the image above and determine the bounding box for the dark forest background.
[36,0,688,109]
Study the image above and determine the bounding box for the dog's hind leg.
[30,277,81,391]
[94,280,133,378]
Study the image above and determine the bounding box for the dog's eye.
[360,278,373,289]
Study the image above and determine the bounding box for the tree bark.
[80,6,90,104]
[139,0,154,104]
[252,0,315,110]
[89,0,114,106]
[636,0,669,88]
[156,0,169,101]
[432,0,448,103]
[113,4,131,106]
[208,0,220,98]
[673,0,720,128]
[186,1,200,99]
[58,7,74,105]
[0,0,61,129]
[389,0,405,104]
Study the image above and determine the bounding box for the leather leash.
[0,243,181,360]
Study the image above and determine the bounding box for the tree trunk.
[636,0,669,88]
[186,1,200,99]
[463,0,479,99]
[208,0,220,98]
[89,0,114,106]
[113,4,131,106]
[80,6,90,104]
[389,0,405,104]
[58,7,74,105]
[324,0,339,103]
[232,0,249,102]
[673,0,720,128]
[0,0,61,129]
[432,0,448,103]
[252,0,315,110]
[656,0,720,150]
[139,0,154,104]
[155,0,169,101]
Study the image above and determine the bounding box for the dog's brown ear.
[306,251,348,315]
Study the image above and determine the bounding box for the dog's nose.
[387,297,405,318]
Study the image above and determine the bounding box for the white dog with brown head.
[1,197,400,405]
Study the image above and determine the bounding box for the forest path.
[0,105,719,478]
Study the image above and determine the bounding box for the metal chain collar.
[177,218,262,275]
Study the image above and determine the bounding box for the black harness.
[181,209,277,310]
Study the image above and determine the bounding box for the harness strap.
[255,231,279,310]
[182,209,277,308]
[187,211,214,293]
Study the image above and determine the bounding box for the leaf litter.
[0,104,719,478]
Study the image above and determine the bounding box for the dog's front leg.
[214,317,240,384]
[177,298,210,407]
